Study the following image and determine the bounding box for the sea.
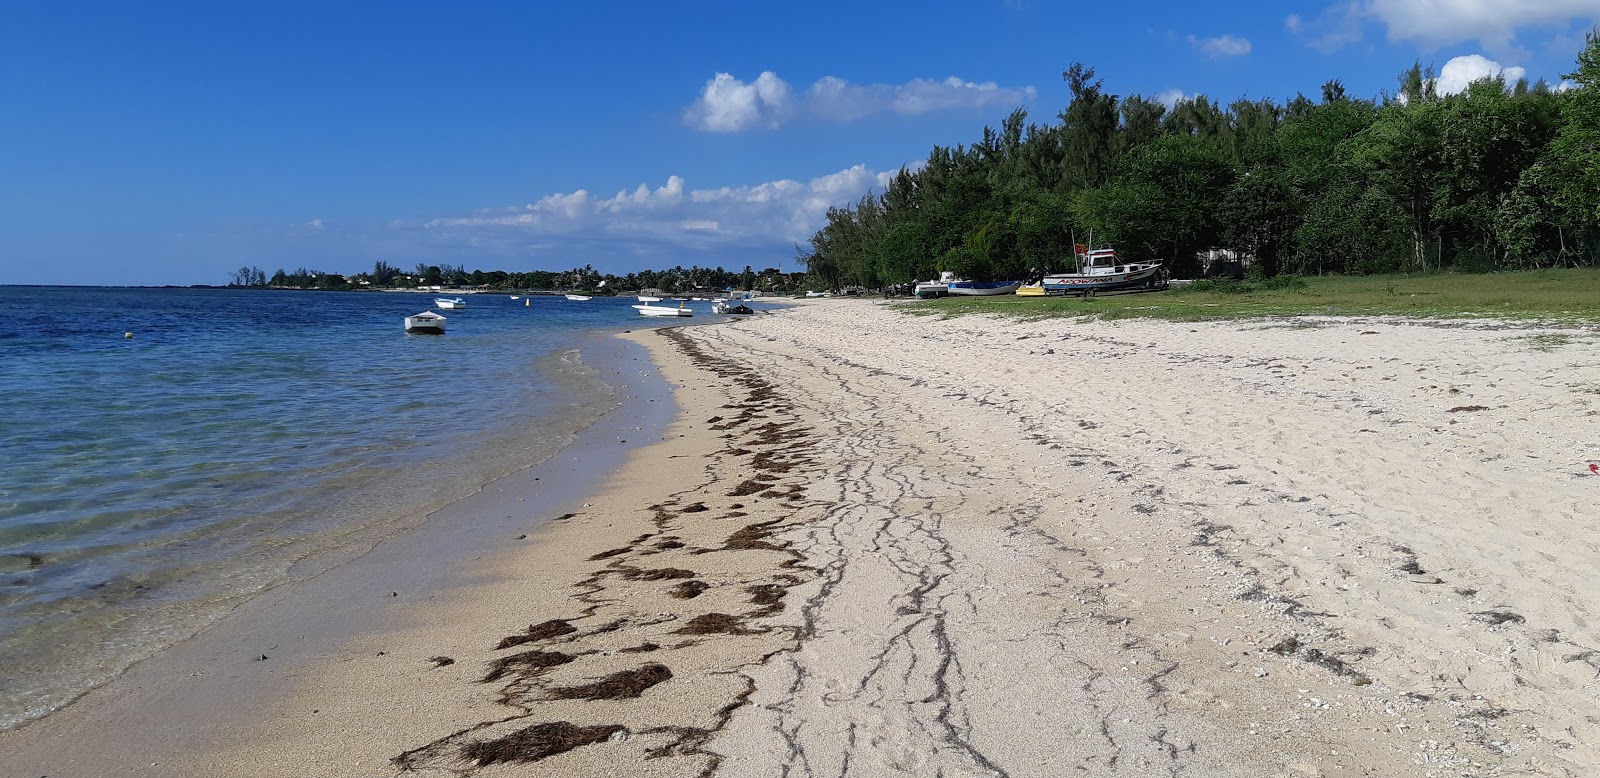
[0,286,712,730]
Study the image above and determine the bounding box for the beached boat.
[404,311,447,334]
[804,291,831,298]
[1015,282,1047,296]
[914,271,956,299]
[1039,248,1165,296]
[565,294,592,301]
[946,280,1024,296]
[435,297,466,310]
[633,302,693,318]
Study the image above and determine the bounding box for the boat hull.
[434,298,466,310]
[565,294,592,301]
[1041,263,1164,294]
[633,304,692,318]
[404,313,447,333]
[913,283,948,299]
[946,280,1023,296]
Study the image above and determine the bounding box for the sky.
[2,1,1597,286]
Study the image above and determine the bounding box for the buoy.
[124,332,133,339]
[524,298,529,307]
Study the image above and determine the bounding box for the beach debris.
[455,721,625,766]
[667,580,711,599]
[1589,463,1598,474]
[617,567,697,581]
[547,663,672,700]
[673,613,753,635]
[1472,610,1526,626]
[428,656,454,668]
[618,642,661,654]
[1448,405,1491,413]
[254,654,269,661]
[495,619,578,650]
[482,649,575,682]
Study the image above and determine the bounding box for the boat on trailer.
[404,311,447,333]
[1039,248,1165,296]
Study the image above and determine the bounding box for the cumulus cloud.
[424,166,898,257]
[1557,79,1581,92]
[1433,54,1528,95]
[1300,0,1599,51]
[684,72,1036,131]
[683,71,793,132]
[1189,34,1252,57]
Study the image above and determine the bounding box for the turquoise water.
[0,286,679,729]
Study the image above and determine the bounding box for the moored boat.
[404,311,447,333]
[633,302,693,318]
[637,295,662,303]
[435,297,466,310]
[565,294,592,301]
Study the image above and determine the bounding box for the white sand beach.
[3,298,1598,777]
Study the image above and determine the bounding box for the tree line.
[228,260,809,294]
[800,33,1600,288]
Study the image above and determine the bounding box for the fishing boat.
[435,297,466,310]
[1039,247,1164,296]
[633,301,693,318]
[404,311,447,333]
[946,279,1024,296]
[565,294,592,301]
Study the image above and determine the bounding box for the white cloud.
[1189,34,1253,57]
[1303,0,1600,51]
[686,72,1036,131]
[424,165,898,256]
[1285,14,1304,33]
[1557,79,1581,92]
[1433,54,1528,94]
[1154,89,1193,109]
[683,71,793,132]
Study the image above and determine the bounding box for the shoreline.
[4,300,1599,776]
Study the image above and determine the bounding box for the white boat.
[633,302,693,318]
[509,295,521,300]
[435,297,466,310]
[804,291,830,298]
[404,311,447,333]
[710,300,730,314]
[1038,247,1165,296]
[565,294,592,301]
[946,279,1024,296]
[637,295,661,302]
[914,271,957,299]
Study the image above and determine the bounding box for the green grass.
[906,269,1600,323]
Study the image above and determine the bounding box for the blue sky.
[2,1,1596,286]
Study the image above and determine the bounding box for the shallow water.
[0,286,679,729]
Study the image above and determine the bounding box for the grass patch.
[1511,333,1574,351]
[903,269,1600,323]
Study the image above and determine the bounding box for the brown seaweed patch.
[746,583,786,607]
[673,613,752,635]
[548,663,672,700]
[617,567,697,581]
[728,480,766,497]
[668,580,712,599]
[678,502,710,513]
[724,521,783,551]
[1449,405,1491,413]
[654,539,686,550]
[496,619,578,650]
[482,649,576,682]
[618,642,661,654]
[458,721,624,766]
[588,547,632,561]
[429,656,455,668]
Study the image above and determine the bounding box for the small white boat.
[404,311,447,333]
[914,271,957,299]
[435,297,466,310]
[565,294,592,301]
[509,295,521,300]
[633,302,693,318]
[804,291,831,298]
[637,295,661,302]
[711,300,730,314]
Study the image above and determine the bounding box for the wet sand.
[4,299,1600,777]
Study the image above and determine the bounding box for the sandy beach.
[4,298,1600,777]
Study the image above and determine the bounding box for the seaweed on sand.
[547,663,672,700]
[458,721,624,766]
[495,619,578,650]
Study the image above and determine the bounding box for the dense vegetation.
[229,261,808,294]
[799,33,1600,289]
